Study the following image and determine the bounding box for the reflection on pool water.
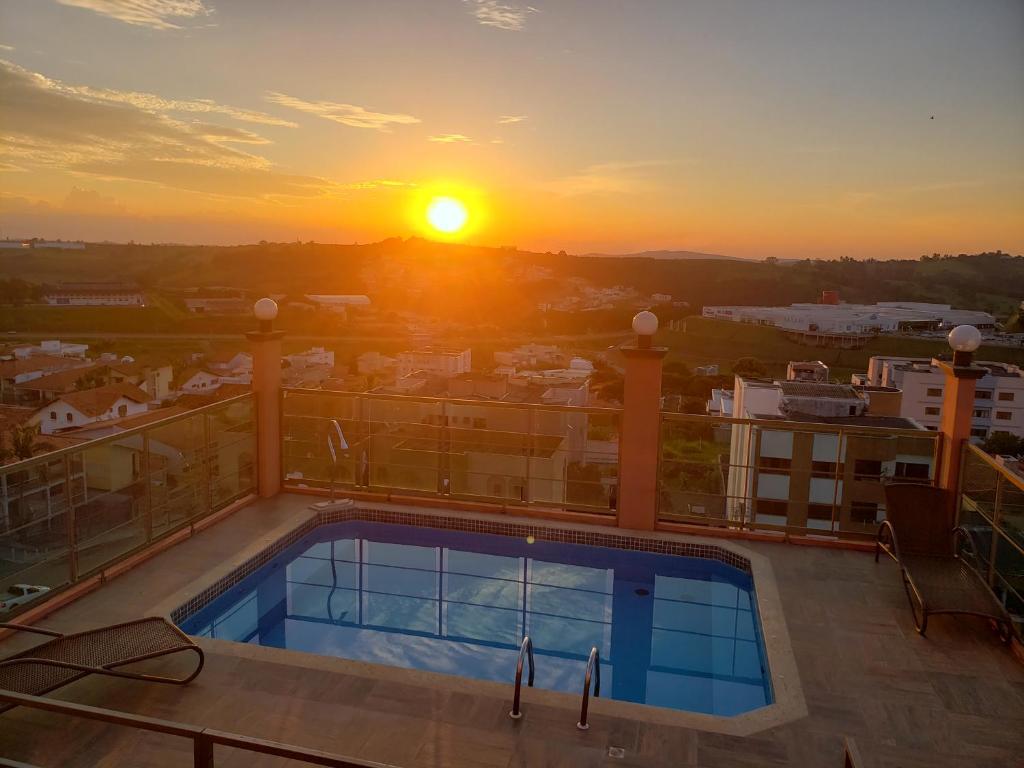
[178,521,772,716]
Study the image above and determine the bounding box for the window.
[117,404,128,417]
[811,461,839,475]
[754,499,787,519]
[926,387,942,397]
[998,391,1015,402]
[472,417,486,429]
[972,409,990,419]
[996,411,1013,421]
[853,459,883,478]
[895,462,930,480]
[850,501,880,524]
[758,456,791,473]
[49,411,56,420]
[976,390,992,400]
[924,406,940,416]
[970,428,988,439]
[65,413,73,422]
[807,503,833,522]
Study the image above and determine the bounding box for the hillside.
[2,242,1022,325]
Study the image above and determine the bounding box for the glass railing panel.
[365,396,443,494]
[146,413,207,537]
[528,408,618,513]
[283,390,363,488]
[960,447,999,522]
[446,402,529,503]
[992,532,1023,634]
[998,478,1024,551]
[207,398,256,508]
[74,438,148,576]
[0,455,73,608]
[659,417,741,526]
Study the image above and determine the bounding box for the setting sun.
[426,197,469,235]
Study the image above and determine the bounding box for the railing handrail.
[0,688,395,768]
[282,387,624,416]
[508,635,535,720]
[661,410,939,439]
[0,393,255,474]
[576,646,601,730]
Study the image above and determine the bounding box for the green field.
[657,317,1024,380]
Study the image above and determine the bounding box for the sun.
[426,196,468,234]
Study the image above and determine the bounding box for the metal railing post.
[201,414,213,518]
[142,431,153,544]
[64,453,78,583]
[194,734,214,768]
[987,473,1003,587]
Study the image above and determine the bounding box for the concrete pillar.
[618,311,666,531]
[935,325,986,525]
[248,298,284,498]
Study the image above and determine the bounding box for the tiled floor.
[1,494,1022,767]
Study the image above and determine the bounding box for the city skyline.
[0,0,1022,258]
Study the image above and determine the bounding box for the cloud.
[549,161,668,196]
[0,59,328,199]
[0,45,14,52]
[61,85,297,127]
[464,1,535,31]
[497,115,527,124]
[428,134,472,143]
[55,0,212,30]
[265,92,420,131]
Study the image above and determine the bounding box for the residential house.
[32,383,151,435]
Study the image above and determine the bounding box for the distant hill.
[581,249,747,261]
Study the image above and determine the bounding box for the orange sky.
[1,0,1022,259]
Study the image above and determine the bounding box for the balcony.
[0,375,1021,766]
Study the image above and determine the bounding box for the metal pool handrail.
[508,635,535,720]
[576,646,601,730]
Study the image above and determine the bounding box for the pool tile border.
[171,503,751,624]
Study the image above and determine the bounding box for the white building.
[13,340,89,359]
[302,295,371,315]
[703,301,995,334]
[32,383,150,435]
[706,388,734,417]
[286,347,334,369]
[725,376,931,531]
[397,348,471,378]
[42,282,144,307]
[493,344,563,368]
[859,356,1024,441]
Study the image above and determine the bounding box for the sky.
[0,0,1021,259]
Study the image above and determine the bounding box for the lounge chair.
[0,617,204,712]
[876,483,1012,641]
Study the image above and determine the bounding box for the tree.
[981,431,1023,457]
[732,357,767,378]
[0,424,48,463]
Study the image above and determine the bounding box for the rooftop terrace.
[0,310,1021,767]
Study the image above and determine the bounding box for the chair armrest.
[0,623,64,638]
[875,520,902,564]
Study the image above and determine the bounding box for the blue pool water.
[178,522,772,716]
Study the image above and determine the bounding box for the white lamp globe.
[632,310,659,336]
[253,297,278,322]
[947,325,981,353]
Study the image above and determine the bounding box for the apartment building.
[859,356,1024,441]
[726,377,932,532]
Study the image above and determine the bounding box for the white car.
[0,584,51,613]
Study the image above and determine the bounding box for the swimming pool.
[177,520,772,717]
